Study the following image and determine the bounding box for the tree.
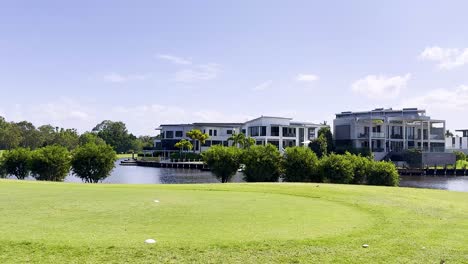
[175,139,193,153]
[317,127,334,153]
[37,125,56,146]
[242,144,282,182]
[282,147,319,182]
[71,143,117,183]
[16,121,43,149]
[202,146,241,183]
[0,118,22,150]
[454,151,466,161]
[309,134,328,158]
[52,128,80,150]
[92,120,136,153]
[243,137,256,148]
[79,132,106,146]
[186,129,209,153]
[30,146,71,181]
[228,133,246,148]
[1,148,31,179]
[445,130,454,138]
[319,153,354,184]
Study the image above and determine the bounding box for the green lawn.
[0,181,467,263]
[116,153,134,159]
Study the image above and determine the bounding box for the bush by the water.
[242,144,282,182]
[282,147,319,182]
[30,145,71,181]
[344,152,372,184]
[71,143,117,183]
[366,161,400,186]
[318,153,355,184]
[1,148,31,179]
[202,146,242,183]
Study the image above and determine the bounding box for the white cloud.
[174,63,220,82]
[351,74,411,99]
[103,73,148,83]
[295,74,319,82]
[157,54,192,65]
[253,80,273,91]
[419,46,468,70]
[401,85,468,110]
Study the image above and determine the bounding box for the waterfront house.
[154,116,326,153]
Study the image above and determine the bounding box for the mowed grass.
[0,181,467,263]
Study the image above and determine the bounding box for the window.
[214,130,217,136]
[212,140,222,146]
[271,126,279,136]
[260,126,266,136]
[175,131,183,137]
[227,129,233,135]
[209,129,213,136]
[166,131,174,139]
[242,129,246,135]
[249,127,259,137]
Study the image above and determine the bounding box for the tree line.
[0,117,154,153]
[201,127,398,186]
[203,144,399,186]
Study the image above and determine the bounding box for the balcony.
[371,132,385,138]
[390,134,403,139]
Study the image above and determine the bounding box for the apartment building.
[334,108,446,160]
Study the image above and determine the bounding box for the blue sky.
[1,0,468,135]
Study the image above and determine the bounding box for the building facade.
[154,116,326,153]
[334,108,446,160]
[445,129,468,154]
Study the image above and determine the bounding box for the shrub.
[1,148,32,179]
[344,152,372,184]
[71,143,117,183]
[170,152,202,161]
[366,161,399,186]
[242,144,281,182]
[30,145,71,181]
[454,151,466,161]
[0,158,6,178]
[202,146,242,183]
[319,153,354,184]
[282,147,319,182]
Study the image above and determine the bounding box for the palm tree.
[186,129,209,153]
[445,130,454,138]
[228,133,246,148]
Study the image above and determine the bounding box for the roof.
[193,123,244,127]
[336,108,428,119]
[245,116,292,123]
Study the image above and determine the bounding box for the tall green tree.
[52,128,80,150]
[317,127,334,153]
[186,129,209,152]
[202,146,241,183]
[242,144,282,182]
[30,145,71,182]
[0,117,22,150]
[79,132,106,146]
[282,147,319,182]
[92,120,136,153]
[16,121,43,149]
[71,143,117,183]
[1,148,32,179]
[309,134,328,158]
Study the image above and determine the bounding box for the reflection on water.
[399,175,468,192]
[6,159,468,192]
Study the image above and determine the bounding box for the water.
[5,159,468,192]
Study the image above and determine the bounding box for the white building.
[154,116,326,153]
[446,129,468,154]
[334,108,446,160]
